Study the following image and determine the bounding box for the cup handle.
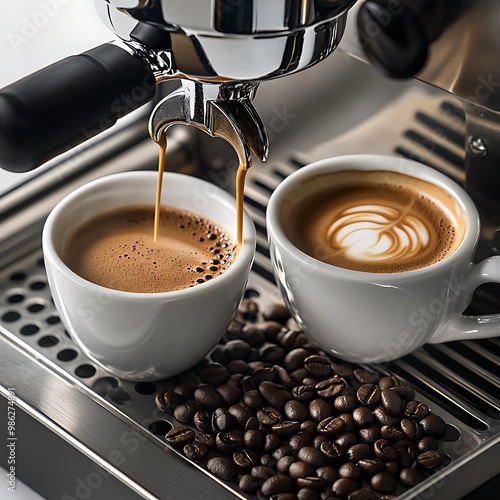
[428,256,500,343]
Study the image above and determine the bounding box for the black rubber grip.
[0,43,156,172]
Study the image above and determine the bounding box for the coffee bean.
[313,435,328,450]
[155,390,180,412]
[357,384,381,406]
[261,344,286,362]
[289,432,313,451]
[194,411,212,433]
[272,494,298,500]
[400,418,423,440]
[196,432,216,448]
[332,478,361,498]
[239,297,259,320]
[317,416,345,437]
[257,407,283,426]
[315,377,345,398]
[253,366,278,384]
[207,456,238,481]
[353,369,379,384]
[347,488,377,500]
[335,432,359,450]
[216,384,242,406]
[199,364,229,385]
[334,395,357,413]
[320,440,345,461]
[273,364,296,389]
[239,324,266,346]
[380,389,403,416]
[405,400,430,420]
[416,450,447,469]
[261,475,295,496]
[285,348,312,372]
[226,359,250,375]
[245,416,259,431]
[173,401,201,424]
[370,472,397,493]
[211,407,233,433]
[273,445,293,461]
[293,385,317,402]
[277,455,296,474]
[233,449,259,470]
[260,302,288,323]
[244,429,264,449]
[251,465,276,480]
[289,461,316,479]
[297,487,319,500]
[272,420,301,437]
[257,320,284,341]
[228,404,254,428]
[352,407,373,428]
[357,459,385,478]
[396,448,414,468]
[297,477,326,490]
[399,467,425,487]
[384,461,400,476]
[309,399,335,422]
[420,414,447,438]
[173,382,197,401]
[339,462,361,480]
[243,389,265,409]
[380,425,404,442]
[264,433,282,453]
[259,381,292,409]
[280,329,307,351]
[347,443,373,462]
[374,439,398,462]
[358,425,381,444]
[316,466,339,485]
[298,446,326,468]
[338,413,357,433]
[183,441,209,462]
[418,435,439,453]
[215,430,244,454]
[391,385,415,401]
[304,355,332,378]
[239,473,264,493]
[301,420,317,434]
[373,406,400,427]
[261,454,278,468]
[165,426,195,450]
[378,376,400,390]
[284,399,309,421]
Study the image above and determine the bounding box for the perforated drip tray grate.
[1,89,499,499]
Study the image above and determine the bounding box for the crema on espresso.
[286,170,465,273]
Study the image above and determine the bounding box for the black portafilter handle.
[0,43,156,173]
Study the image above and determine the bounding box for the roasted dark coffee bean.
[416,450,447,469]
[226,359,250,375]
[316,466,340,485]
[303,377,319,387]
[335,432,358,450]
[243,389,265,409]
[357,459,385,478]
[284,399,309,421]
[353,369,379,384]
[320,440,344,461]
[380,389,403,416]
[259,381,292,409]
[313,435,328,449]
[252,465,278,480]
[216,384,242,406]
[165,426,195,449]
[228,404,253,428]
[261,475,295,496]
[239,473,264,494]
[332,478,361,498]
[272,420,301,437]
[297,477,326,490]
[285,348,312,372]
[244,429,264,449]
[304,355,332,378]
[215,430,244,454]
[297,487,319,500]
[280,329,307,350]
[357,384,381,406]
[380,425,404,442]
[193,411,212,433]
[301,420,317,434]
[173,401,201,424]
[378,376,400,390]
[332,363,354,377]
[309,399,335,422]
[298,446,326,468]
[391,385,415,401]
[207,456,238,481]
[233,449,259,470]
[347,488,377,500]
[405,400,430,420]
[211,407,233,433]
[272,494,298,500]
[273,364,295,389]
[183,441,209,462]
[239,324,266,346]
[262,302,290,323]
[400,418,423,440]
[315,377,345,399]
[264,433,282,453]
[253,366,278,384]
[257,320,284,340]
[290,432,313,451]
[396,448,413,468]
[196,432,216,448]
[199,364,229,386]
[289,461,316,479]
[261,344,286,362]
[273,445,294,461]
[384,461,400,476]
[317,416,345,437]
[347,443,373,462]
[293,385,317,402]
[373,406,400,427]
[339,462,361,480]
[261,454,278,468]
[334,395,357,413]
[374,439,397,462]
[155,390,180,412]
[240,375,255,392]
[226,373,244,387]
[173,382,197,401]
[358,425,381,444]
[370,472,397,493]
[245,416,259,431]
[418,435,439,452]
[292,369,309,384]
[420,414,447,438]
[257,407,283,426]
[210,345,227,364]
[352,407,373,428]
[338,414,356,433]
[277,455,296,474]
[399,467,425,487]
[239,297,259,320]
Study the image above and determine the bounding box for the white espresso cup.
[267,154,500,363]
[42,171,255,381]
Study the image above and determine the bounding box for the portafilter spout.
[149,81,269,171]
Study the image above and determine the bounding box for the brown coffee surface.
[287,170,465,273]
[65,205,239,293]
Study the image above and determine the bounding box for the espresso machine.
[0,1,499,499]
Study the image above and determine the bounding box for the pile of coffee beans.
[156,297,450,499]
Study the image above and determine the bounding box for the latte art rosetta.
[327,204,431,262]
